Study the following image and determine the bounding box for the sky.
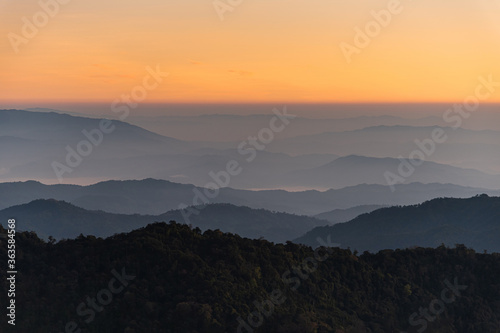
[1,0,500,106]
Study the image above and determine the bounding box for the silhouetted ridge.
[295,195,500,253]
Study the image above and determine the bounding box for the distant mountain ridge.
[268,124,500,174]
[2,109,500,188]
[314,204,387,224]
[295,195,500,253]
[25,107,105,118]
[289,155,500,189]
[0,109,199,183]
[126,113,452,141]
[0,199,327,243]
[2,179,500,216]
[0,109,180,143]
[0,109,340,188]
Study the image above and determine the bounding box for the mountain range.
[267,125,500,174]
[313,204,387,223]
[3,109,500,190]
[0,199,328,243]
[295,195,500,253]
[2,178,500,216]
[2,194,500,254]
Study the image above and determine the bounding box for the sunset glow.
[1,0,500,104]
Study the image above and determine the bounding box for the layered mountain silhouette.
[0,109,195,183]
[314,204,387,224]
[0,199,328,243]
[289,155,500,189]
[268,125,500,174]
[125,113,451,141]
[3,109,500,190]
[2,179,500,216]
[0,109,336,187]
[3,194,500,253]
[295,195,500,253]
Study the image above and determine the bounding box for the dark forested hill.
[295,195,500,253]
[0,222,499,332]
[0,199,155,240]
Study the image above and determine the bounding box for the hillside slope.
[314,205,387,224]
[0,200,327,243]
[295,195,500,253]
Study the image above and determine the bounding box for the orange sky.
[1,0,500,104]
